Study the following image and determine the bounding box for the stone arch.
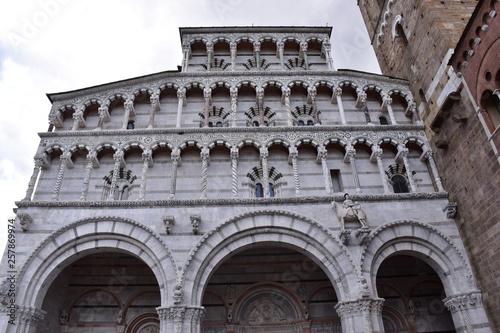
[121,141,147,152]
[187,37,208,46]
[314,79,335,89]
[178,140,203,151]
[184,81,206,91]
[377,137,400,148]
[235,36,256,44]
[43,143,66,155]
[351,136,375,148]
[67,143,91,155]
[150,140,174,152]
[402,136,426,149]
[235,139,260,150]
[388,88,413,105]
[158,82,180,92]
[264,138,292,149]
[182,210,358,306]
[287,80,310,89]
[361,220,476,297]
[235,80,258,90]
[94,142,119,154]
[262,80,285,90]
[16,216,177,309]
[323,136,348,148]
[258,36,278,43]
[209,80,231,90]
[294,137,321,149]
[206,139,232,150]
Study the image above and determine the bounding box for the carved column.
[335,298,384,333]
[282,86,293,126]
[71,106,86,131]
[108,150,125,200]
[277,41,284,70]
[289,147,301,196]
[382,96,397,124]
[230,41,237,71]
[406,101,422,124]
[230,147,239,197]
[300,41,309,70]
[332,87,347,125]
[80,150,99,201]
[230,87,238,127]
[346,148,362,194]
[139,149,153,200]
[176,87,186,128]
[203,87,212,127]
[322,41,334,70]
[424,150,444,192]
[253,41,261,71]
[206,42,213,71]
[181,42,190,72]
[52,151,72,201]
[96,104,110,130]
[317,146,333,194]
[256,87,265,126]
[122,98,135,129]
[398,148,418,192]
[260,146,270,197]
[372,148,390,193]
[148,91,161,128]
[200,147,210,199]
[170,148,181,199]
[444,291,491,333]
[16,306,46,333]
[24,155,46,201]
[308,86,319,124]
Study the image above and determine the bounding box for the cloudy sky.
[0,0,380,249]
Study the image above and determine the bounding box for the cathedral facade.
[0,26,492,332]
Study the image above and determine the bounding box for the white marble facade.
[0,27,491,333]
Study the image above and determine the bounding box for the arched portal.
[38,252,161,333]
[201,246,341,332]
[377,255,455,333]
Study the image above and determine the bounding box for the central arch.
[181,210,358,307]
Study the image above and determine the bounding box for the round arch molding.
[181,210,359,305]
[360,220,477,297]
[15,216,177,310]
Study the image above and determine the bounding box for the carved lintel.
[190,214,201,235]
[163,216,175,234]
[17,213,33,232]
[443,202,458,218]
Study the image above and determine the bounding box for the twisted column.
[203,87,211,127]
[282,86,293,126]
[206,42,213,71]
[289,147,301,196]
[300,41,309,70]
[122,98,135,129]
[318,146,332,194]
[170,148,181,199]
[333,87,347,124]
[308,86,319,124]
[230,147,239,197]
[424,150,444,192]
[24,155,45,201]
[176,87,186,128]
[260,146,270,197]
[138,149,153,200]
[108,150,124,200]
[80,150,99,201]
[277,41,284,70]
[383,96,397,124]
[230,41,237,71]
[230,87,238,127]
[253,41,261,71]
[373,147,390,193]
[399,148,418,192]
[52,151,72,201]
[181,42,190,72]
[200,147,210,199]
[71,106,85,131]
[322,41,334,70]
[346,148,362,194]
[256,87,265,125]
[96,104,110,130]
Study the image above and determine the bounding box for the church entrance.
[201,246,341,333]
[377,255,456,333]
[37,252,161,333]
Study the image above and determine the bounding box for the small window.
[253,121,260,127]
[269,183,275,197]
[392,175,409,193]
[482,90,500,129]
[127,121,135,129]
[298,120,305,126]
[208,122,214,127]
[264,121,269,127]
[255,183,264,197]
[216,122,223,127]
[330,169,342,192]
[379,116,389,125]
[307,120,314,126]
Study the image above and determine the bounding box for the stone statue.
[332,193,368,231]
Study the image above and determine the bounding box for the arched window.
[298,120,305,126]
[269,183,275,197]
[216,122,223,127]
[379,116,389,125]
[127,121,135,129]
[392,174,409,193]
[306,120,314,126]
[253,121,260,127]
[481,90,500,129]
[255,183,264,197]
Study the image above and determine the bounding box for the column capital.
[142,148,153,166]
[230,147,239,160]
[300,41,308,53]
[205,42,214,53]
[281,86,291,98]
[17,306,46,330]
[317,145,327,162]
[253,41,261,52]
[259,146,269,159]
[171,149,181,165]
[230,41,237,52]
[334,298,384,320]
[443,291,483,313]
[176,87,186,100]
[277,41,284,49]
[356,91,367,108]
[230,86,238,98]
[150,92,160,111]
[200,147,210,161]
[203,87,212,101]
[334,87,343,97]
